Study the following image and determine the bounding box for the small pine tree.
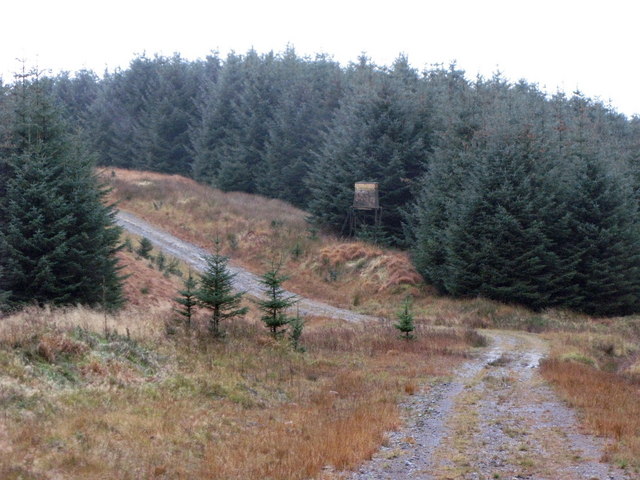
[257,263,297,337]
[174,270,198,329]
[395,297,415,340]
[289,310,305,352]
[155,250,166,272]
[123,237,134,252]
[137,237,154,259]
[197,240,247,337]
[165,256,181,276]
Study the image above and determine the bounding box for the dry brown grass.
[106,168,307,258]
[540,359,640,470]
[317,242,422,292]
[0,308,471,480]
[537,315,640,472]
[0,242,473,479]
[117,248,183,308]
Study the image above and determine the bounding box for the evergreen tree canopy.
[20,48,640,316]
[191,48,343,205]
[88,54,210,173]
[257,264,297,337]
[410,81,640,315]
[0,75,124,309]
[394,296,415,340]
[175,270,198,328]
[306,62,432,245]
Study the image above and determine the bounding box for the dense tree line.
[410,80,640,316]
[5,48,640,315]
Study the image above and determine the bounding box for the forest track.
[345,331,630,480]
[115,210,379,323]
[116,210,627,479]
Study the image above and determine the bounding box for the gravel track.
[116,210,379,323]
[345,331,630,480]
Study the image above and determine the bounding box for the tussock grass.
[316,242,422,294]
[0,303,160,345]
[536,316,640,472]
[0,308,471,479]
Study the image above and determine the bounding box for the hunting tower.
[347,181,381,236]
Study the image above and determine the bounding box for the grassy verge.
[538,316,640,472]
[0,308,474,479]
[540,359,640,471]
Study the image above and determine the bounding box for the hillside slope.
[0,245,477,479]
[1,169,639,478]
[106,168,422,318]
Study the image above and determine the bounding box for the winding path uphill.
[116,210,628,480]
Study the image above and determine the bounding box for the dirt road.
[116,211,378,322]
[116,210,627,480]
[346,331,629,480]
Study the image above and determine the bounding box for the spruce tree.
[174,270,198,329]
[306,71,430,245]
[394,297,415,340]
[191,53,245,185]
[257,264,297,337]
[288,311,305,352]
[196,240,247,337]
[51,69,100,130]
[0,73,124,309]
[553,152,640,315]
[256,49,343,207]
[412,83,559,310]
[192,50,279,193]
[137,237,154,259]
[87,56,158,169]
[410,80,640,315]
[136,54,202,174]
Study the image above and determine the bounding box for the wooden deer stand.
[347,181,381,237]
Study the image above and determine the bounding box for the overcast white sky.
[2,0,639,117]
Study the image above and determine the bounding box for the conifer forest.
[2,48,640,316]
